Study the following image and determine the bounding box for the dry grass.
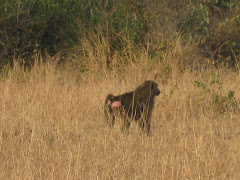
[0,60,240,179]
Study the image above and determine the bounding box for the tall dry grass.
[1,44,240,179]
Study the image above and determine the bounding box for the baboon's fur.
[104,80,160,135]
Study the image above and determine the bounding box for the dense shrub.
[0,0,82,66]
[0,0,150,67]
[0,0,239,69]
[175,0,240,65]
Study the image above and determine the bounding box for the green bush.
[176,0,240,66]
[194,74,239,113]
[0,0,152,68]
[0,0,82,66]
[0,0,239,69]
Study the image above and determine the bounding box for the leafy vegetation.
[0,0,239,68]
[195,73,239,113]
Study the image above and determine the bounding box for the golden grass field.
[0,59,240,179]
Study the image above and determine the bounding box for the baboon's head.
[135,80,160,98]
[150,81,160,96]
[141,80,160,96]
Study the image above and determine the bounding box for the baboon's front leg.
[145,120,151,136]
[138,117,151,136]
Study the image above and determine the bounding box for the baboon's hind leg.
[122,118,131,134]
[104,106,115,127]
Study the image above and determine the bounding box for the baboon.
[104,80,160,135]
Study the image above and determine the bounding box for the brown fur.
[104,80,160,135]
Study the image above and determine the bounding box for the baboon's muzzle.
[155,90,160,96]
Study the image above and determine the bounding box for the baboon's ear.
[151,82,155,89]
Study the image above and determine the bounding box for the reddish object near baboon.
[111,101,121,108]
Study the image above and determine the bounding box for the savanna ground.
[0,56,240,179]
[1,1,240,179]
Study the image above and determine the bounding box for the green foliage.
[0,0,239,69]
[0,0,81,66]
[194,74,239,113]
[177,0,240,65]
[79,0,150,51]
[0,0,151,67]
